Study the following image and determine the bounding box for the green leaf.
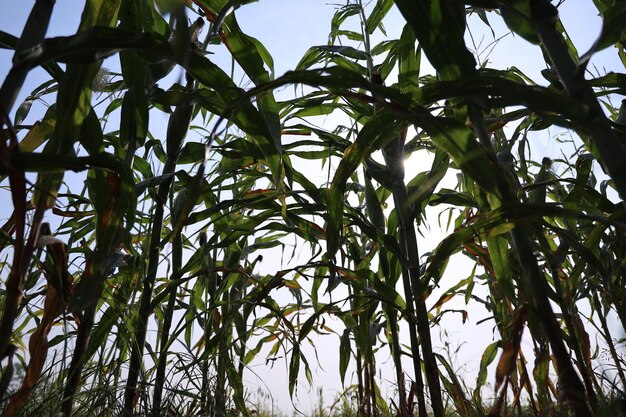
[407,148,449,217]
[327,109,407,259]
[474,341,500,401]
[18,105,56,152]
[429,189,477,208]
[486,235,515,298]
[0,0,54,111]
[78,0,121,29]
[499,1,540,44]
[435,352,473,415]
[339,328,351,385]
[366,0,394,34]
[425,202,625,285]
[581,3,626,62]
[393,0,476,79]
[14,97,34,126]
[424,117,506,200]
[314,45,368,61]
[288,344,300,397]
[330,4,361,41]
[398,24,420,92]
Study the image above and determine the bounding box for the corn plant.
[1,0,625,416]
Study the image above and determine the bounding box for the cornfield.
[0,0,625,416]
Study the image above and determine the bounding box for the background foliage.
[0,0,625,416]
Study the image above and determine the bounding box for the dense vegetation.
[0,0,625,416]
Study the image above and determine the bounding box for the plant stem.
[60,304,96,417]
[152,231,182,417]
[592,292,626,389]
[124,96,193,413]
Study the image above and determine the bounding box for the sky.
[1,0,625,414]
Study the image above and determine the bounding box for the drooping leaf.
[474,341,500,401]
[393,0,477,79]
[327,109,407,259]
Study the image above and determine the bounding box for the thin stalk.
[344,277,365,416]
[235,256,262,382]
[372,71,444,415]
[60,166,135,415]
[93,334,122,412]
[360,1,432,407]
[60,304,96,417]
[591,292,626,389]
[368,363,377,417]
[356,350,365,417]
[362,295,376,417]
[358,2,412,413]
[215,297,228,416]
[123,188,169,414]
[213,245,243,416]
[357,0,374,77]
[123,97,194,414]
[364,169,411,416]
[199,231,212,413]
[383,130,445,417]
[548,254,598,404]
[124,10,195,409]
[396,259,427,417]
[363,353,372,417]
[385,304,410,417]
[368,94,431,417]
[152,231,182,417]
